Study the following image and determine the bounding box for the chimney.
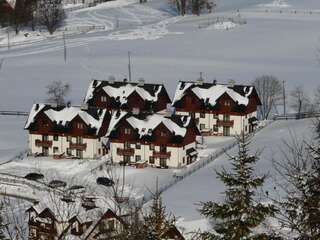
[213,79,217,85]
[196,72,204,85]
[81,103,88,110]
[228,79,236,87]
[138,78,145,86]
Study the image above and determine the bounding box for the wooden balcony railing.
[70,143,87,150]
[117,148,134,156]
[153,151,171,158]
[35,140,52,147]
[216,120,234,127]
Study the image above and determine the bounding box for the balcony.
[216,120,234,127]
[35,140,52,147]
[69,143,87,150]
[153,151,171,158]
[117,148,134,156]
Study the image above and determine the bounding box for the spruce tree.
[144,185,176,240]
[199,133,276,240]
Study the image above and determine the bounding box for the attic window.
[148,129,153,134]
[125,128,131,135]
[77,123,84,129]
[224,100,231,106]
[101,96,107,102]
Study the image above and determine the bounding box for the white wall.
[109,141,197,168]
[176,111,257,136]
[28,134,103,159]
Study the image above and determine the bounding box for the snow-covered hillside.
[0,0,320,112]
[162,118,315,233]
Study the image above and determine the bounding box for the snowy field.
[0,116,27,164]
[161,118,316,233]
[0,0,320,112]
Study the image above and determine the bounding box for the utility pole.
[63,32,67,64]
[7,28,10,50]
[283,80,286,117]
[128,51,132,82]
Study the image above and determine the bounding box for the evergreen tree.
[199,133,276,240]
[144,187,176,240]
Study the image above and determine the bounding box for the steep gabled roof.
[84,79,171,106]
[106,112,189,138]
[172,81,261,108]
[25,104,109,136]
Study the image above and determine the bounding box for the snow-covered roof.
[45,107,106,133]
[25,104,107,135]
[172,81,255,107]
[84,80,165,105]
[127,114,187,138]
[103,84,162,105]
[106,111,127,137]
[25,103,46,129]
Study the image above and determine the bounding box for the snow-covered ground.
[0,116,27,164]
[0,0,319,112]
[161,118,315,233]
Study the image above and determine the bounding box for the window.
[67,148,72,156]
[124,142,130,149]
[223,114,230,121]
[200,112,205,118]
[136,142,141,149]
[42,135,48,141]
[108,219,115,231]
[76,150,83,158]
[77,123,84,129]
[224,100,231,106]
[150,144,155,150]
[213,125,219,132]
[101,95,107,103]
[160,131,166,137]
[30,228,37,238]
[213,114,218,119]
[160,145,166,152]
[183,157,185,164]
[53,135,58,141]
[66,136,71,142]
[53,147,59,154]
[124,128,131,135]
[200,124,205,130]
[149,156,155,164]
[76,137,83,144]
[135,155,141,162]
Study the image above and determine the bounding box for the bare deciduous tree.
[313,86,320,112]
[290,86,312,116]
[253,75,283,120]
[46,80,70,106]
[169,0,216,16]
[1,196,29,240]
[37,0,65,34]
[271,126,320,239]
